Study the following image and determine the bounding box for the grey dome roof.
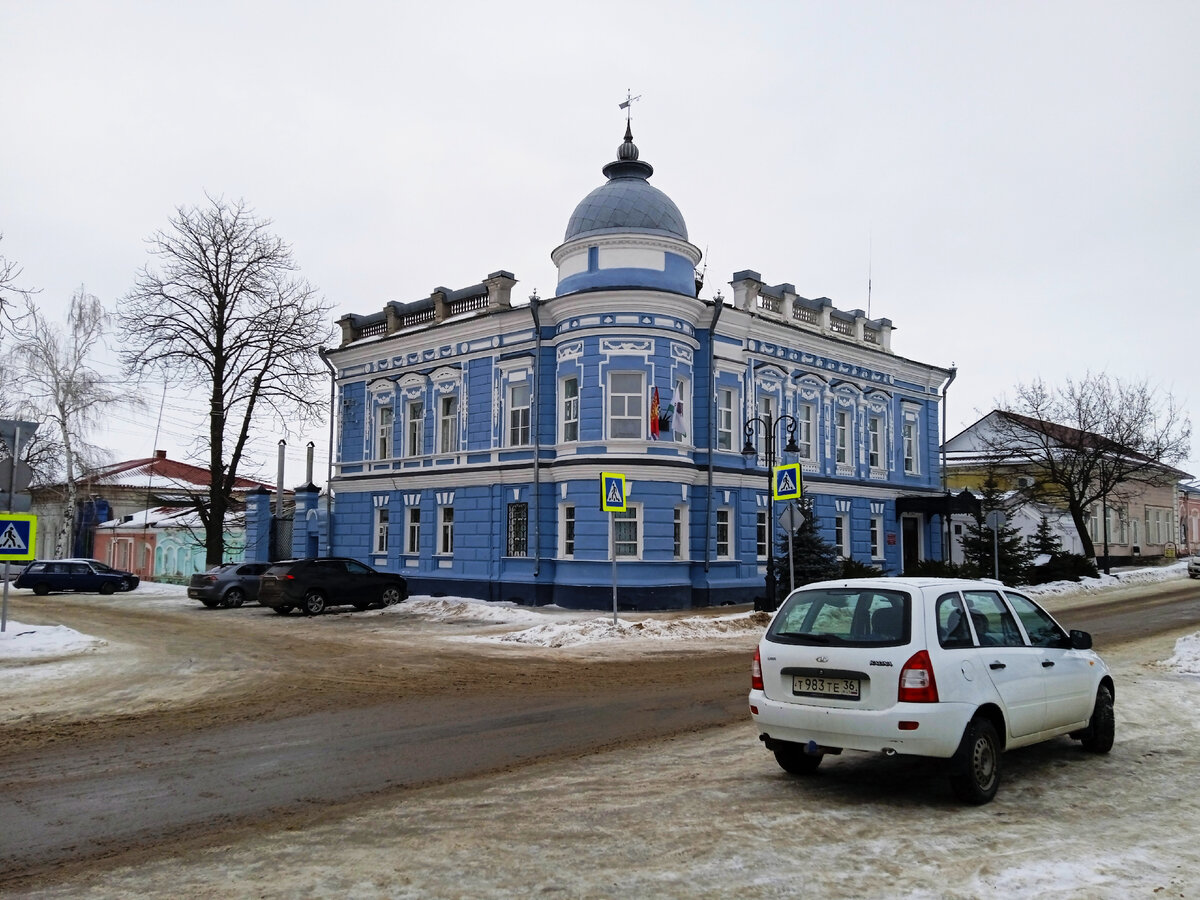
[563,125,688,242]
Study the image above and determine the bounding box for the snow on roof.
[82,451,278,493]
[96,505,244,530]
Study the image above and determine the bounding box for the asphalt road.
[2,580,1199,887]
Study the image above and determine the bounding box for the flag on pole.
[649,387,660,440]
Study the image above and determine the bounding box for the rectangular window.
[562,376,579,442]
[563,504,575,557]
[903,420,918,474]
[834,514,850,558]
[374,507,389,555]
[439,506,454,555]
[406,400,424,457]
[716,508,732,558]
[868,417,881,469]
[756,510,768,559]
[609,372,644,439]
[836,410,849,464]
[796,404,814,460]
[506,502,528,557]
[671,379,688,444]
[717,387,734,451]
[759,395,778,460]
[673,506,686,559]
[406,507,420,555]
[439,395,459,454]
[509,381,531,446]
[377,406,394,459]
[613,506,640,558]
[871,516,884,559]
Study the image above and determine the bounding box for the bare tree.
[120,196,333,566]
[13,288,124,555]
[982,373,1192,559]
[0,233,32,329]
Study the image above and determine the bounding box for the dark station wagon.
[15,559,140,595]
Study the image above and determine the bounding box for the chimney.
[155,450,167,459]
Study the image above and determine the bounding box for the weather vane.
[619,89,642,125]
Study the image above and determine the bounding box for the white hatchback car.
[750,577,1114,804]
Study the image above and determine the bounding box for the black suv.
[257,557,408,616]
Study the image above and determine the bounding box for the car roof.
[789,576,1013,594]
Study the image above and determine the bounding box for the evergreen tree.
[771,498,842,603]
[960,475,1034,584]
[1027,514,1064,556]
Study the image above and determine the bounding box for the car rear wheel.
[302,590,326,616]
[118,578,133,591]
[272,605,294,616]
[99,582,116,595]
[380,586,403,607]
[773,745,823,776]
[32,583,50,596]
[1078,685,1115,753]
[950,717,1001,805]
[223,587,246,609]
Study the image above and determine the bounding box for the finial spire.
[618,88,642,127]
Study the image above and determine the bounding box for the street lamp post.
[743,412,800,612]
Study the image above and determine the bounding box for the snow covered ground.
[5,564,1200,898]
[3,561,1191,658]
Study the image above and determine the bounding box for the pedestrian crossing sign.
[772,464,801,501]
[0,513,36,562]
[600,472,627,512]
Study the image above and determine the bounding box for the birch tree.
[13,288,123,554]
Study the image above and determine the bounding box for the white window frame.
[671,378,689,444]
[561,376,579,443]
[870,515,885,559]
[377,405,394,460]
[509,381,531,446]
[374,506,389,555]
[717,387,735,451]
[716,507,733,559]
[868,416,882,470]
[902,406,921,475]
[608,371,644,440]
[438,394,459,454]
[835,409,849,465]
[406,507,421,555]
[756,510,768,560]
[834,513,850,558]
[406,399,424,458]
[561,504,576,558]
[796,402,815,461]
[611,504,642,559]
[438,506,454,556]
[673,506,688,560]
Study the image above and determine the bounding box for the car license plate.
[793,675,860,699]
[187,589,200,598]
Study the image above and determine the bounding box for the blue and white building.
[314,124,954,609]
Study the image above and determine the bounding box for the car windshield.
[767,587,911,647]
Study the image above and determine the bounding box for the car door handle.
[1042,660,1055,668]
[989,662,1006,670]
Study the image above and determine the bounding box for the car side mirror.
[1069,629,1093,650]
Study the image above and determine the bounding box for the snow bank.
[0,621,106,657]
[493,611,773,648]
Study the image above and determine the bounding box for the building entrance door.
[901,516,920,573]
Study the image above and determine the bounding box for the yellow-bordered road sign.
[0,513,37,562]
[772,464,801,501]
[601,472,627,512]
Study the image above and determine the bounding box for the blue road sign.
[772,464,801,501]
[601,472,627,512]
[0,513,37,562]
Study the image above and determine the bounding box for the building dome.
[563,124,688,242]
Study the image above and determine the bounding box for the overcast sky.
[2,0,1197,484]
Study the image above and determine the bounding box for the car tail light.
[751,647,764,691]
[898,650,939,703]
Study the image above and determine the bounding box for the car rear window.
[766,588,910,647]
